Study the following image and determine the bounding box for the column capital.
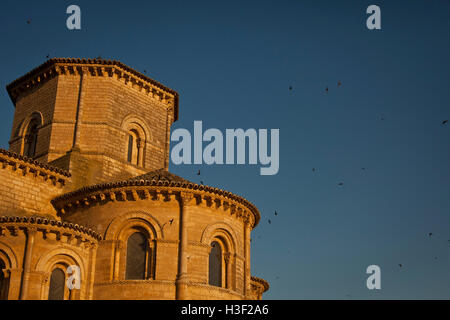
[115,239,124,250]
[179,192,194,206]
[26,226,38,235]
[223,252,232,264]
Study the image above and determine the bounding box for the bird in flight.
[325,86,329,93]
[268,219,272,224]
[274,211,278,216]
[337,80,342,87]
[197,170,201,176]
[429,233,433,237]
[338,182,344,186]
[398,264,402,267]
[46,54,50,59]
[143,70,147,74]
[312,168,316,172]
[289,86,293,91]
[26,19,31,24]
[162,218,174,229]
[442,120,448,125]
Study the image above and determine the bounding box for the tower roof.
[6,58,180,120]
[127,168,191,184]
[52,169,261,227]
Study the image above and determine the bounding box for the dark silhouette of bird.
[200,181,204,185]
[274,211,278,216]
[325,86,329,93]
[442,120,448,125]
[26,19,31,24]
[361,167,365,170]
[162,218,174,229]
[197,170,201,175]
[399,264,402,267]
[429,233,433,237]
[289,86,293,91]
[312,168,316,172]
[338,182,344,186]
[268,219,272,224]
[337,80,342,87]
[46,54,50,59]
[143,70,147,74]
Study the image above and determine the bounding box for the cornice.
[0,215,102,242]
[51,181,260,228]
[0,148,71,186]
[6,58,179,121]
[250,276,270,293]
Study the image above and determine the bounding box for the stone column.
[113,240,123,280]
[224,252,233,290]
[136,138,144,167]
[87,243,97,300]
[243,219,251,298]
[20,227,37,300]
[72,66,87,149]
[176,192,193,300]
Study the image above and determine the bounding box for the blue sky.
[0,0,449,299]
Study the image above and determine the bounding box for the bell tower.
[6,58,179,189]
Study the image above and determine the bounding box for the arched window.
[127,129,142,166]
[209,241,222,287]
[0,258,8,300]
[125,232,150,280]
[23,118,39,158]
[48,268,66,300]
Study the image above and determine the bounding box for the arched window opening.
[127,130,142,166]
[0,258,8,300]
[48,268,66,300]
[23,118,39,158]
[209,241,222,287]
[125,232,150,280]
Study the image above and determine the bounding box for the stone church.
[0,58,269,300]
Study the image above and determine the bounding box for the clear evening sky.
[0,0,449,299]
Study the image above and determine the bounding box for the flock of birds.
[394,233,450,268]
[31,11,447,291]
[195,79,449,288]
[290,81,449,297]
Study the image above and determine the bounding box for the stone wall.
[0,149,70,219]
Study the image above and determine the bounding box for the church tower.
[7,58,179,189]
